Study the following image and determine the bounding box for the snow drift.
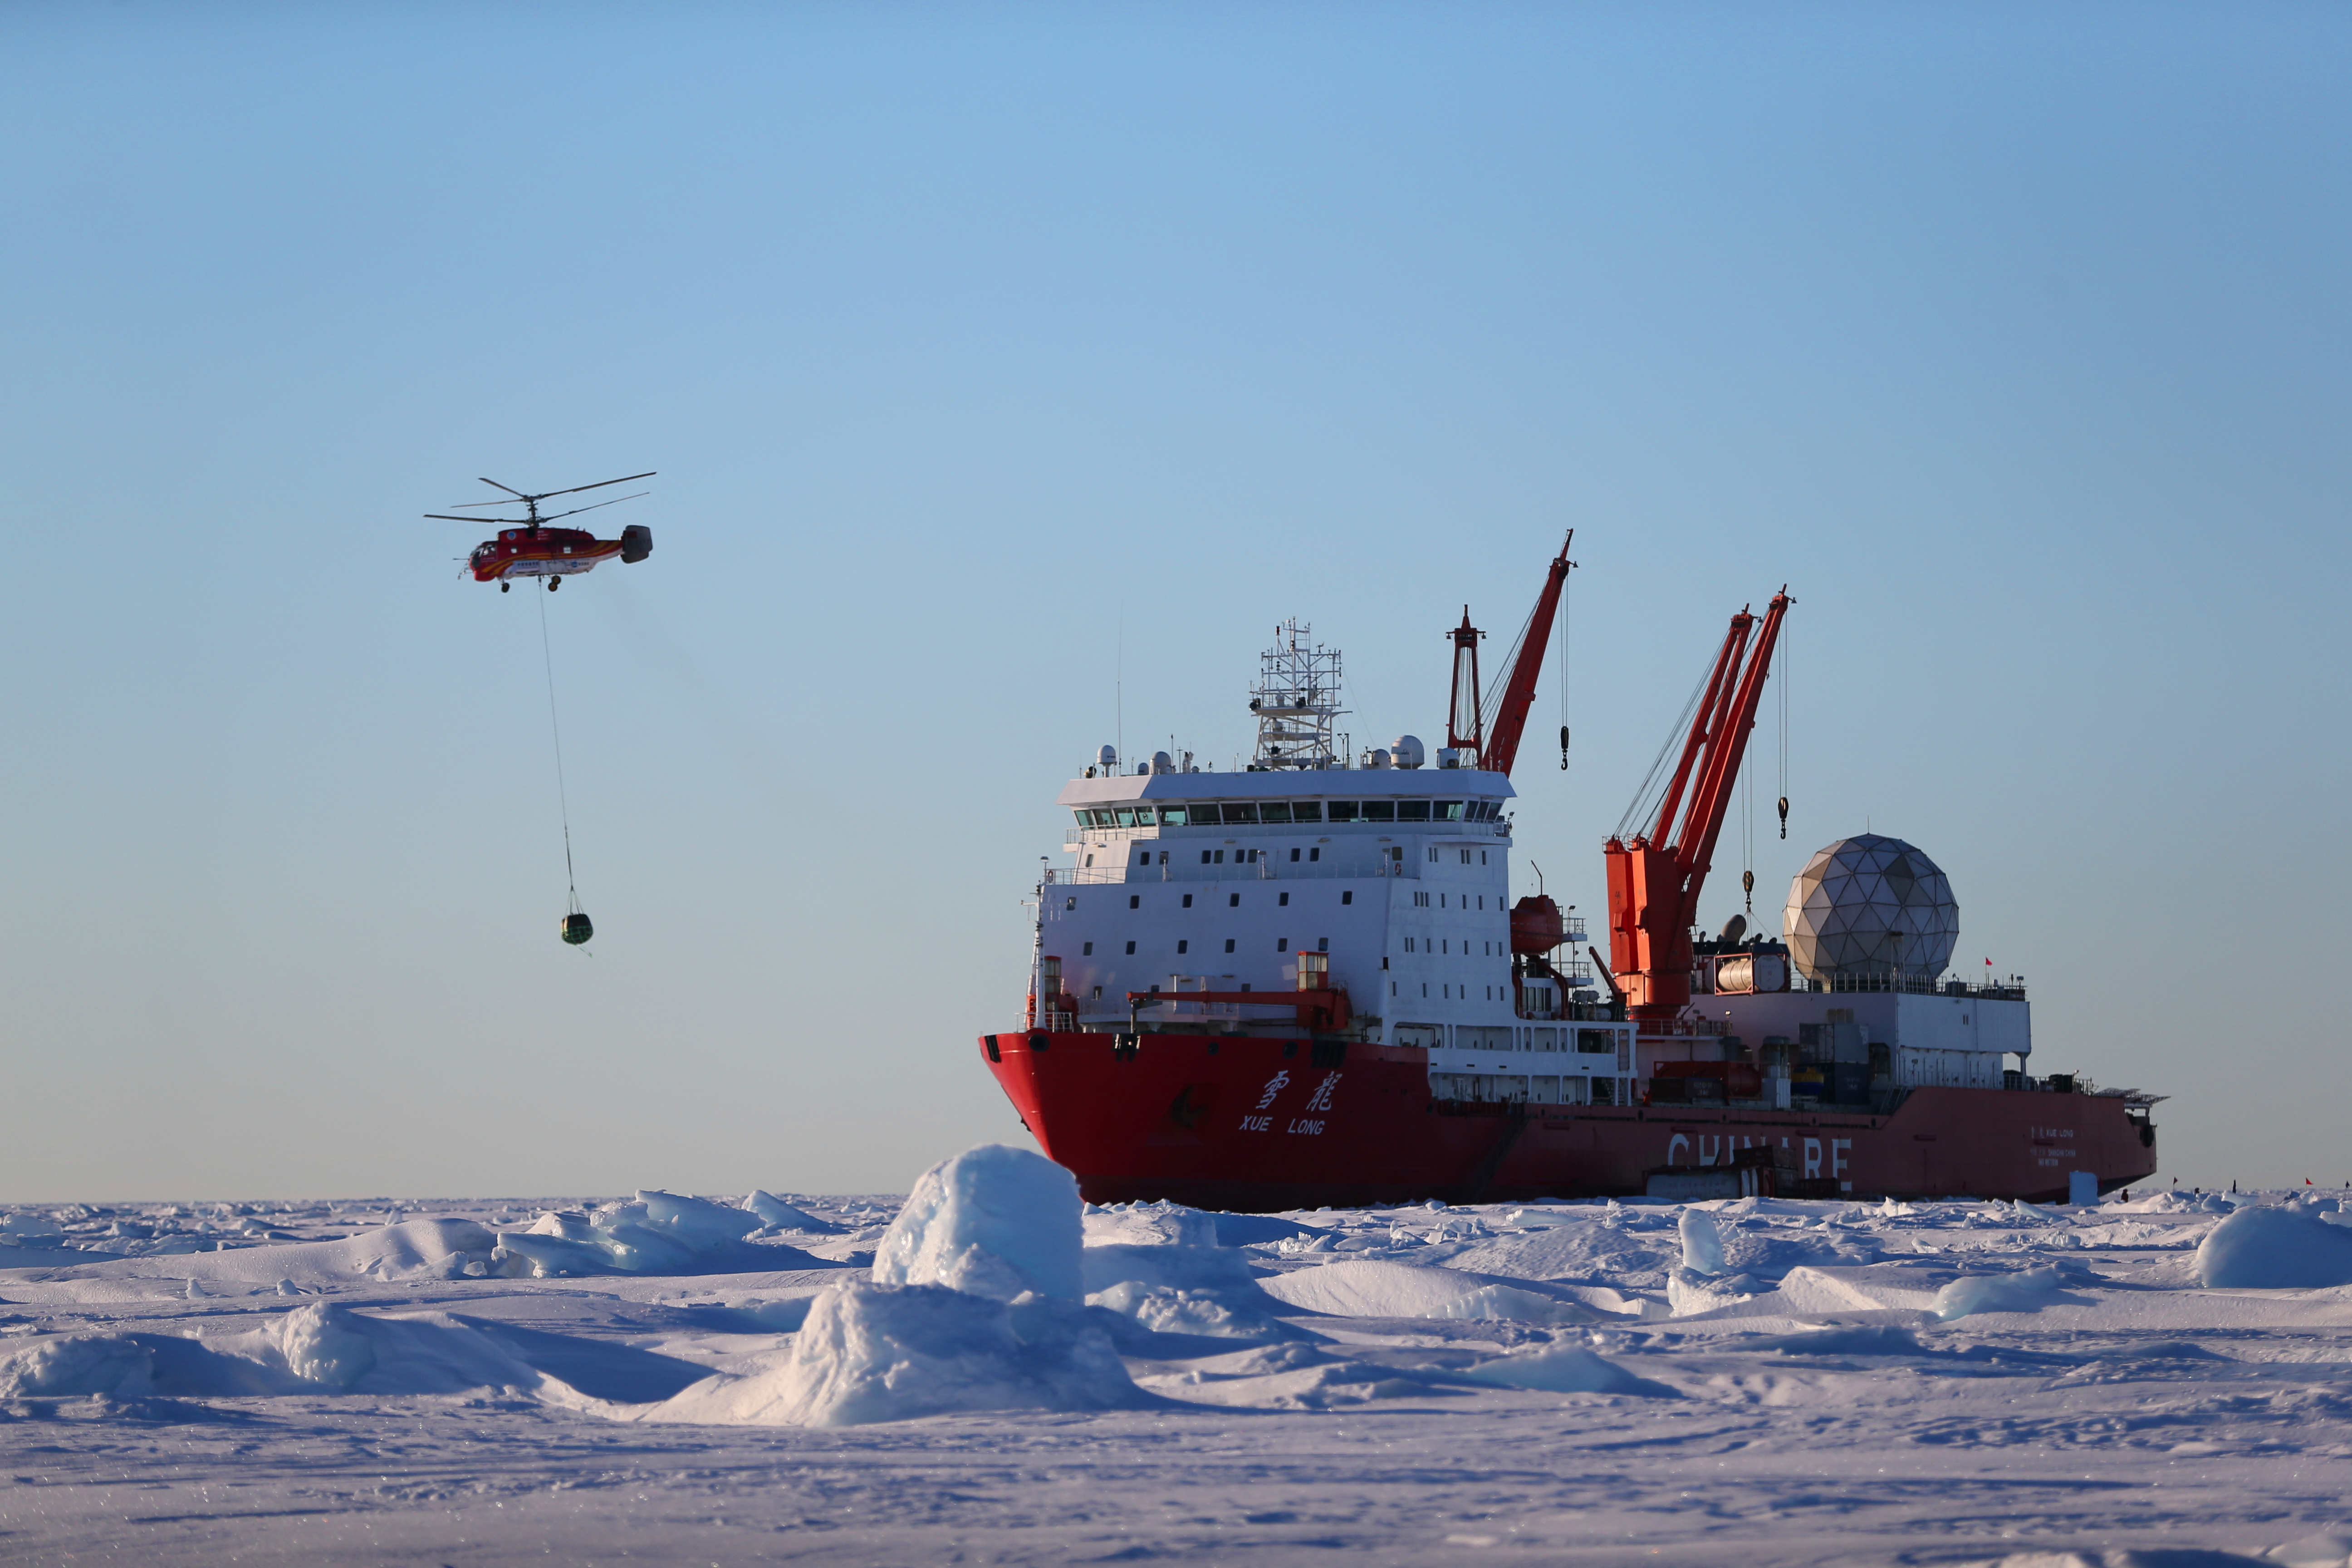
[1258,1259,1594,1324]
[1459,1343,1678,1397]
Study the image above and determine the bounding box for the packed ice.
[6,1161,2352,1563]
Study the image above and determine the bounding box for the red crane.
[1461,530,1575,776]
[1604,590,1791,1024]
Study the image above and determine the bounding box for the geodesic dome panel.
[1783,834,1959,982]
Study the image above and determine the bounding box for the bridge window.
[1224,803,1259,825]
[1327,802,1359,822]
[1436,801,1464,821]
[1398,801,1431,822]
[1158,805,1189,826]
[1362,801,1394,823]
[1260,803,1292,824]
[1293,802,1322,823]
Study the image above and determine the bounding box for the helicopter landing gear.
[500,580,510,592]
[546,577,559,592]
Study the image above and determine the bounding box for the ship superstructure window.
[1317,937,1328,950]
[1083,942,1093,955]
[1294,802,1322,823]
[1342,891,1352,905]
[1398,801,1431,822]
[1158,806,1188,826]
[1277,938,1289,951]
[1279,892,1289,906]
[1309,847,1320,861]
[1224,804,1259,824]
[1177,940,1188,954]
[1125,941,1136,954]
[1224,939,1236,953]
[1289,848,1301,862]
[1436,802,1463,821]
[1362,801,1395,822]
[1129,895,1140,908]
[1182,893,1193,907]
[1228,893,1240,906]
[1327,802,1359,822]
[1260,803,1292,823]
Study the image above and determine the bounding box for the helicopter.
[428,472,655,591]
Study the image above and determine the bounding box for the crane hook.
[1558,724,1570,771]
[1777,795,1788,840]
[1742,867,1754,913]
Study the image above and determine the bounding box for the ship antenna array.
[1248,620,1347,769]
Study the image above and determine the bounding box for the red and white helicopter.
[429,472,654,591]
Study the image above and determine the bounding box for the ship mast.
[1248,621,1347,769]
[1603,590,1791,1024]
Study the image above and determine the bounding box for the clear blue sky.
[3,4,2344,1200]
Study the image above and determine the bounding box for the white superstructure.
[1037,627,1635,1107]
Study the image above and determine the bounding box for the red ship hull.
[981,1029,2157,1209]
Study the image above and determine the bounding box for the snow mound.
[0,1303,628,1404]
[1459,1344,1678,1397]
[1932,1265,2071,1321]
[872,1145,1084,1302]
[644,1279,1140,1427]
[490,1191,832,1279]
[1667,1267,1765,1316]
[1083,1201,1220,1248]
[1086,1281,1289,1339]
[2195,1205,2352,1289]
[1258,1259,1593,1323]
[0,1333,157,1398]
[29,1218,500,1288]
[744,1191,839,1232]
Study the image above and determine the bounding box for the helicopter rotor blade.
[443,497,538,509]
[533,491,649,523]
[477,478,531,500]
[425,512,528,523]
[530,471,656,502]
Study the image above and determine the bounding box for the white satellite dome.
[1784,834,1959,982]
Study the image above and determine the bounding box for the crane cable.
[1777,619,1790,839]
[537,586,584,923]
[1558,552,1572,771]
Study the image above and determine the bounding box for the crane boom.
[1480,530,1575,777]
[1603,589,1791,1023]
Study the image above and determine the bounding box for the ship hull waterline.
[982,1029,2156,1210]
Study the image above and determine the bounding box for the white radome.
[1784,834,1959,981]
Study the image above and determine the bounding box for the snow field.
[5,1165,2352,1563]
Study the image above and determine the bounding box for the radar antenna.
[1247,621,1347,770]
